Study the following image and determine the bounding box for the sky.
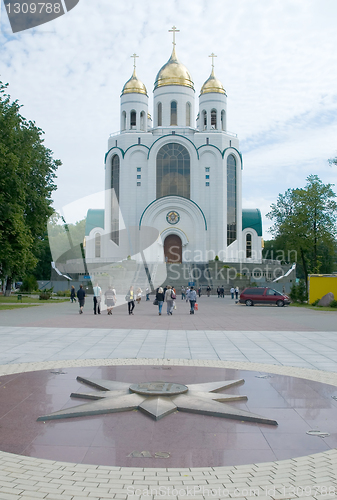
[0,0,337,237]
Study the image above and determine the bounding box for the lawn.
[290,303,337,312]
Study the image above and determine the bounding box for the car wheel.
[245,299,253,306]
[276,300,284,307]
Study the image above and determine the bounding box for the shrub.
[39,292,51,300]
[289,283,298,302]
[330,300,337,308]
[311,299,320,306]
[214,255,219,261]
[20,275,38,293]
[56,290,71,297]
[297,280,308,303]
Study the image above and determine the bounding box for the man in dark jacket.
[77,284,85,314]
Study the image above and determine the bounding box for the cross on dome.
[131,53,139,70]
[209,52,217,70]
[168,26,180,46]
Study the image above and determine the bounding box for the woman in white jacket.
[164,285,174,315]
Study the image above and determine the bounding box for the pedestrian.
[185,286,190,302]
[186,286,197,314]
[217,286,221,298]
[93,283,102,315]
[230,286,235,299]
[181,286,185,300]
[156,286,164,315]
[136,288,142,305]
[146,287,150,301]
[105,286,116,315]
[220,285,225,298]
[164,285,174,315]
[235,286,239,300]
[70,285,76,303]
[171,286,177,310]
[206,285,211,297]
[76,284,85,314]
[198,287,201,298]
[127,286,135,315]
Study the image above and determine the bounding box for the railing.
[109,128,238,138]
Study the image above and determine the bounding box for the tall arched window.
[221,110,226,131]
[157,102,162,126]
[186,102,191,126]
[202,110,207,130]
[140,111,145,131]
[246,233,252,258]
[130,110,136,129]
[227,154,237,246]
[122,111,126,131]
[156,143,190,199]
[211,109,217,129]
[170,101,177,126]
[95,233,101,258]
[111,155,120,245]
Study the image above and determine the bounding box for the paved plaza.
[0,298,337,499]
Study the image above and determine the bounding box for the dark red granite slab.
[0,365,336,467]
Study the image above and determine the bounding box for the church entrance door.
[164,235,182,263]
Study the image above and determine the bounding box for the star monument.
[37,376,278,425]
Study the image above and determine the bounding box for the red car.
[239,287,290,307]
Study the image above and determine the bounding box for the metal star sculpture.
[37,377,277,425]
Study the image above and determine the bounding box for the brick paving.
[0,299,337,499]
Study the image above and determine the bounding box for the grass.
[0,304,40,310]
[0,296,69,304]
[290,303,337,312]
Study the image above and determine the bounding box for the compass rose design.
[37,377,278,425]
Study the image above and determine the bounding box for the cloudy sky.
[1,0,336,236]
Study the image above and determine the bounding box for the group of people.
[216,285,239,299]
[71,283,117,315]
[155,285,197,315]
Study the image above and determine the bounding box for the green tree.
[266,175,337,286]
[0,82,60,294]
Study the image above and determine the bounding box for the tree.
[266,175,337,286]
[0,82,61,294]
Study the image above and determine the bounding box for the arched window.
[130,110,136,129]
[157,102,162,126]
[211,109,217,129]
[186,102,191,126]
[227,154,237,246]
[156,143,190,199]
[221,110,226,131]
[170,101,177,126]
[122,111,126,131]
[111,154,120,245]
[95,233,101,258]
[202,110,207,130]
[246,233,252,259]
[140,111,145,131]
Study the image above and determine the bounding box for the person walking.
[93,283,102,315]
[186,286,197,314]
[164,285,174,315]
[198,287,201,298]
[235,286,239,300]
[181,286,185,300]
[70,285,76,303]
[146,287,150,301]
[156,287,164,315]
[105,286,116,315]
[220,285,225,298]
[136,288,142,305]
[230,286,235,299]
[127,286,135,315]
[76,284,85,314]
[206,285,211,297]
[217,286,221,298]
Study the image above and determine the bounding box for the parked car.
[239,287,290,307]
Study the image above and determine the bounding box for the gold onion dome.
[121,68,148,96]
[154,46,194,90]
[200,67,226,96]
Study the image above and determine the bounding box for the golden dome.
[200,68,226,96]
[154,46,194,90]
[121,68,148,96]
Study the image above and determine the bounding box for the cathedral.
[85,29,263,267]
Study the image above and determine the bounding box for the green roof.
[242,209,262,236]
[85,209,105,236]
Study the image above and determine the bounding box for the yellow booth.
[308,274,337,304]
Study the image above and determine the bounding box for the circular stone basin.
[129,381,188,396]
[0,365,337,468]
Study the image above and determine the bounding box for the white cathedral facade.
[85,35,263,266]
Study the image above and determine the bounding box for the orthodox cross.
[169,26,180,46]
[209,52,217,70]
[131,53,139,70]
